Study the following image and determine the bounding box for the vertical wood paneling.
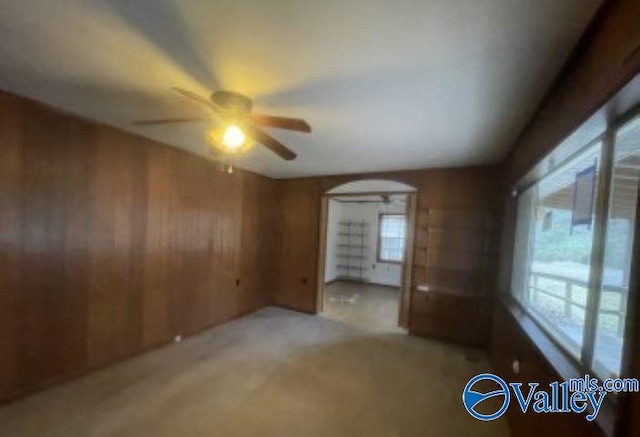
[141,144,172,348]
[88,128,141,366]
[504,0,640,183]
[0,91,270,403]
[60,118,95,360]
[240,172,271,312]
[271,179,321,313]
[491,304,605,437]
[268,168,503,330]
[20,107,91,384]
[494,1,640,436]
[0,93,24,397]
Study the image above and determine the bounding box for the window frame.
[376,213,406,264]
[512,138,605,365]
[509,106,640,388]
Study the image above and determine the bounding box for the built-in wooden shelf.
[410,207,501,346]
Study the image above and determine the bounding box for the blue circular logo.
[462,373,510,421]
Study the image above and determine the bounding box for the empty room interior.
[1,1,640,436]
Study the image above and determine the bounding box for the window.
[512,143,602,359]
[592,117,640,379]
[511,115,640,380]
[378,214,406,263]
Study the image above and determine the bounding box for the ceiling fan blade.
[245,126,297,161]
[251,114,311,133]
[132,117,209,125]
[171,87,218,111]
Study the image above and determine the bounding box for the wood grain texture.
[504,0,640,183]
[267,167,504,346]
[0,91,271,403]
[495,1,640,435]
[0,93,24,398]
[490,303,606,437]
[268,179,322,313]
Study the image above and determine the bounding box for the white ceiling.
[0,0,603,178]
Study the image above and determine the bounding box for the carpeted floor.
[0,307,509,436]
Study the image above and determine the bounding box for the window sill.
[375,259,403,265]
[501,297,616,437]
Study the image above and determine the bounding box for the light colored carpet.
[0,307,509,436]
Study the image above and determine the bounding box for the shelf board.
[420,225,499,233]
[336,276,370,282]
[414,246,498,255]
[414,285,483,299]
[412,263,486,273]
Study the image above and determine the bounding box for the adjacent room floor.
[0,306,508,436]
[322,281,403,332]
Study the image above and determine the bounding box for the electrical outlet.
[512,358,521,375]
[175,335,182,343]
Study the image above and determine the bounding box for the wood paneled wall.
[491,304,606,437]
[504,0,640,184]
[0,91,271,403]
[494,0,640,436]
[268,167,503,345]
[268,179,321,313]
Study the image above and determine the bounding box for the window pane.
[512,142,602,359]
[592,117,640,379]
[379,215,406,262]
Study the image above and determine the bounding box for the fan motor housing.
[211,90,253,115]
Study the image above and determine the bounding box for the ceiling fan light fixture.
[221,124,246,152]
[207,124,250,155]
[138,87,309,162]
[211,90,253,114]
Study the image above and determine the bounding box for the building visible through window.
[511,114,640,380]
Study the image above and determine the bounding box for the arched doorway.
[317,179,418,330]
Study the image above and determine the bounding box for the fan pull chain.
[223,155,235,174]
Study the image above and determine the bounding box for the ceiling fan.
[132,87,311,162]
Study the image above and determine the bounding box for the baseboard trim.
[0,304,267,407]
